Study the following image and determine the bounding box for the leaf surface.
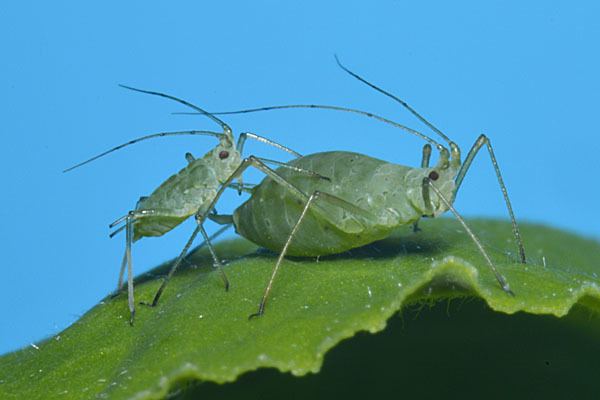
[1,219,599,399]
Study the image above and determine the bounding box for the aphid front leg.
[235,132,302,194]
[413,144,433,233]
[113,197,149,294]
[425,178,514,295]
[421,144,432,168]
[185,152,196,163]
[455,134,526,263]
[198,224,230,291]
[109,209,157,325]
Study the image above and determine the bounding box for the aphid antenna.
[63,85,235,173]
[62,130,225,173]
[333,55,456,149]
[175,106,445,150]
[118,85,232,137]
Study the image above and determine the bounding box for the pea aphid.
[199,59,527,318]
[65,85,327,324]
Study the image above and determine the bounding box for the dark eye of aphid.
[219,150,229,160]
[428,171,439,181]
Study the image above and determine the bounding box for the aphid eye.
[428,171,439,181]
[219,150,229,160]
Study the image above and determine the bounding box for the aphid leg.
[146,157,305,307]
[146,224,202,307]
[455,134,526,263]
[249,191,374,319]
[257,157,331,181]
[110,251,128,297]
[125,212,135,325]
[412,223,422,233]
[249,191,321,319]
[199,156,318,228]
[426,178,514,296]
[185,152,196,163]
[237,132,302,158]
[226,182,255,193]
[236,132,303,194]
[108,209,159,324]
[208,212,234,226]
[112,196,150,295]
[198,223,230,291]
[413,144,433,233]
[142,223,232,307]
[421,144,432,168]
[187,223,232,260]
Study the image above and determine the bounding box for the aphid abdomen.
[234,196,374,256]
[132,159,220,241]
[234,151,414,256]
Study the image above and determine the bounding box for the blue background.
[1,1,599,354]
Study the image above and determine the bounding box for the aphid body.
[131,134,240,240]
[234,151,457,257]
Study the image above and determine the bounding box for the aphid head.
[406,165,458,217]
[202,136,242,182]
[426,166,457,216]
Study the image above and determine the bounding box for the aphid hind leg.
[455,134,526,263]
[249,190,375,319]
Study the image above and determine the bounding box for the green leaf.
[1,218,599,399]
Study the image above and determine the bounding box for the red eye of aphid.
[428,171,439,181]
[219,150,229,159]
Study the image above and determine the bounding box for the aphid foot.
[248,312,263,320]
[412,222,422,233]
[216,265,230,291]
[129,311,136,326]
[503,284,515,297]
[248,304,265,320]
[139,300,157,307]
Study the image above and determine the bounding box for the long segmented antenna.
[119,85,231,133]
[63,130,225,172]
[64,85,237,173]
[334,56,454,147]
[174,105,444,149]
